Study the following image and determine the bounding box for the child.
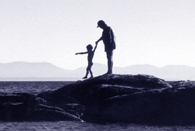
[75,43,97,79]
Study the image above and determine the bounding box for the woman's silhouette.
[96,20,116,74]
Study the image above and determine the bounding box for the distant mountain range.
[0,62,195,81]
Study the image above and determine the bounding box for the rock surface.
[38,74,195,125]
[0,93,82,122]
[1,74,195,125]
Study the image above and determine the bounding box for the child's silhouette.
[75,44,97,79]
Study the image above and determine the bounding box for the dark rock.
[39,74,171,105]
[40,74,185,125]
[2,74,195,125]
[27,104,83,121]
[0,93,82,122]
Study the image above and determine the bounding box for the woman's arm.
[96,37,102,44]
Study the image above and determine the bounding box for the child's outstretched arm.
[75,51,88,55]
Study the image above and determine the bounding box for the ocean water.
[0,121,195,131]
[0,81,195,131]
[0,81,74,95]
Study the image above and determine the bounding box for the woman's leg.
[106,50,113,74]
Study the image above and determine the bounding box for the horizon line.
[0,61,194,70]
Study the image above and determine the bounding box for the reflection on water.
[0,121,195,131]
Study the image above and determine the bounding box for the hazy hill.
[155,65,195,80]
[0,62,195,81]
[0,62,71,78]
[76,64,195,81]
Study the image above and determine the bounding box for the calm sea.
[0,81,195,131]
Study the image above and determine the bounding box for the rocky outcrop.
[38,74,195,125]
[1,74,195,125]
[0,93,82,122]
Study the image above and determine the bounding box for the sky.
[0,0,195,70]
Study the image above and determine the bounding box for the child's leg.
[89,70,93,78]
[88,63,93,78]
[83,70,89,79]
[83,66,89,79]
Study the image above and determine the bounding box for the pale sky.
[0,0,195,69]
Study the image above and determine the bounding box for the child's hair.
[86,44,93,51]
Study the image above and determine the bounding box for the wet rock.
[2,74,195,125]
[39,74,195,125]
[0,93,82,122]
[39,74,180,124]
